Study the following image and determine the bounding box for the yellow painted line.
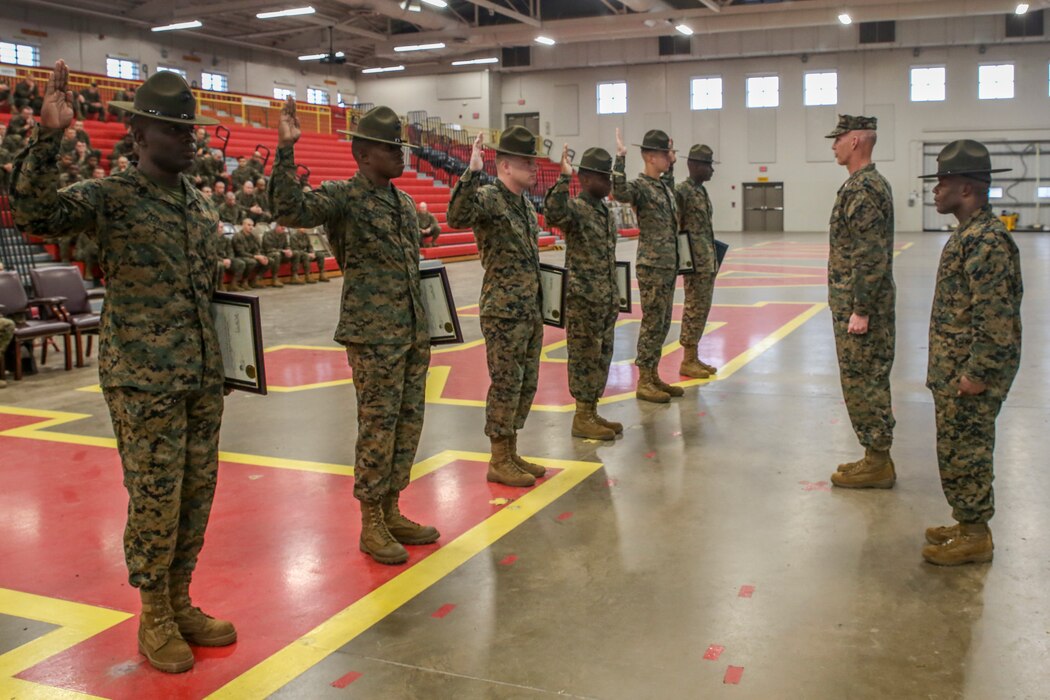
[0,588,132,699]
[206,451,603,700]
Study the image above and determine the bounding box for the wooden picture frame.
[419,265,464,345]
[616,260,632,314]
[210,291,267,395]
[677,231,697,275]
[539,263,567,328]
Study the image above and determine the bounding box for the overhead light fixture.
[1015,3,1030,14]
[535,35,556,45]
[393,42,446,52]
[838,13,852,25]
[399,1,421,11]
[151,20,202,32]
[451,57,499,66]
[298,53,325,61]
[256,6,315,19]
[362,65,405,74]
[421,0,448,7]
[675,24,693,36]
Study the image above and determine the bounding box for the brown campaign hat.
[574,147,613,175]
[632,129,675,152]
[825,114,877,138]
[918,139,1011,182]
[338,106,416,147]
[687,144,718,164]
[108,71,218,126]
[493,125,540,158]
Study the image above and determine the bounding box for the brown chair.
[30,266,103,368]
[0,270,73,380]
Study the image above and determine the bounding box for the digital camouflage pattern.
[675,178,717,348]
[0,317,13,361]
[828,162,896,451]
[232,227,276,280]
[928,205,1023,524]
[544,173,619,402]
[290,228,328,278]
[635,265,677,369]
[215,234,246,285]
[237,191,271,223]
[216,200,246,225]
[270,144,430,502]
[417,210,441,246]
[263,226,306,274]
[448,168,544,437]
[11,127,224,391]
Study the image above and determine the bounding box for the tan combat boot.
[509,434,546,478]
[836,454,866,473]
[652,368,685,397]
[830,448,895,489]
[138,588,194,673]
[636,367,671,403]
[304,269,317,284]
[169,576,237,647]
[572,402,616,440]
[922,523,993,566]
[488,436,535,487]
[270,276,284,288]
[318,268,330,282]
[359,501,409,565]
[698,359,718,375]
[925,523,961,545]
[382,491,440,545]
[679,346,710,379]
[594,403,623,435]
[289,271,305,285]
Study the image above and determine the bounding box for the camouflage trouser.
[259,253,282,281]
[0,317,14,366]
[566,293,618,403]
[345,329,431,503]
[234,257,258,283]
[635,265,677,369]
[680,266,716,348]
[103,385,225,591]
[833,313,895,451]
[215,259,246,286]
[933,392,1003,524]
[298,252,328,276]
[480,315,543,438]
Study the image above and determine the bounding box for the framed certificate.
[307,229,332,256]
[616,260,632,314]
[677,231,696,275]
[539,263,567,328]
[210,292,267,394]
[420,265,463,345]
[715,239,729,270]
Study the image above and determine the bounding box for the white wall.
[356,70,495,130]
[0,4,357,103]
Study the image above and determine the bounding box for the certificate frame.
[420,266,464,345]
[616,260,632,314]
[307,230,332,256]
[677,231,696,275]
[539,262,567,329]
[210,291,267,395]
[715,239,729,270]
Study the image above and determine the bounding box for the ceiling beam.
[698,0,721,12]
[459,0,540,27]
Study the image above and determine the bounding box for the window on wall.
[307,87,330,105]
[978,64,1015,100]
[746,75,779,108]
[0,41,40,67]
[106,57,140,80]
[596,81,627,115]
[803,71,838,106]
[273,86,296,100]
[157,66,187,79]
[690,77,723,110]
[910,66,946,102]
[201,72,228,92]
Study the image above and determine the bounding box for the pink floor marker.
[724,666,745,685]
[703,645,725,661]
[645,451,656,459]
[331,671,362,688]
[698,411,707,417]
[671,431,682,437]
[556,511,574,521]
[606,478,619,487]
[738,585,755,598]
[431,604,456,619]
[499,555,518,566]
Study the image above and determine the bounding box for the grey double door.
[743,182,784,232]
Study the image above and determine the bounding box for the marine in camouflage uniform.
[919,140,1023,567]
[448,126,548,488]
[216,192,246,226]
[215,228,246,291]
[11,64,235,673]
[271,100,438,566]
[824,115,898,490]
[417,204,441,247]
[544,145,623,441]
[261,225,300,287]
[231,219,270,287]
[612,128,684,403]
[290,227,330,283]
[0,315,13,388]
[675,144,720,380]
[237,181,272,223]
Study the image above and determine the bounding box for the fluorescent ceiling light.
[394,42,446,52]
[151,20,202,32]
[451,57,499,66]
[399,1,421,11]
[362,65,405,74]
[535,35,556,45]
[256,6,314,18]
[837,13,852,25]
[299,51,343,60]
[675,24,693,36]
[1015,3,1030,14]
[421,0,448,7]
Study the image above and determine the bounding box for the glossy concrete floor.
[1,230,1048,699]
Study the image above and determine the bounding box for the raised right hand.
[277,96,301,148]
[615,128,626,157]
[469,132,484,172]
[559,143,573,176]
[41,60,76,131]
